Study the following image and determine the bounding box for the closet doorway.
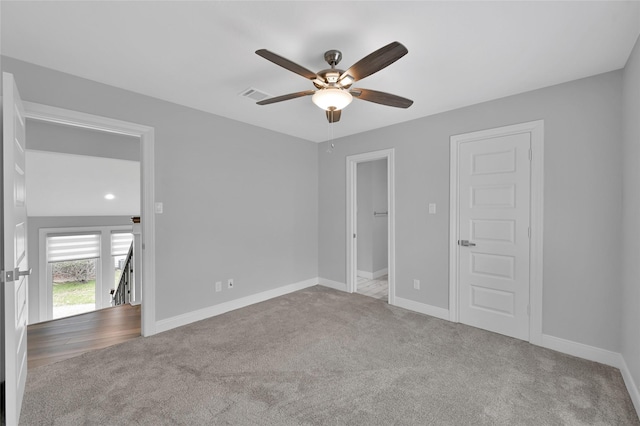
[356,159,389,300]
[346,149,396,304]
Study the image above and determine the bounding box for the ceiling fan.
[255,41,413,123]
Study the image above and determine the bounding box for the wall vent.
[239,87,271,102]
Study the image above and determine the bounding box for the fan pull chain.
[326,122,335,153]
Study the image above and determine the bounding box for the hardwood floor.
[27,304,141,369]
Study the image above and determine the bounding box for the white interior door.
[457,132,531,340]
[3,72,29,425]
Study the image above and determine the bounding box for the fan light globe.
[312,88,353,111]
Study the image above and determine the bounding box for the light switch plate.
[155,202,163,214]
[428,203,436,214]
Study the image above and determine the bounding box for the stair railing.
[111,242,133,306]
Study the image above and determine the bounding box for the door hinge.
[528,227,531,238]
[353,233,356,239]
[528,149,532,161]
[527,304,531,316]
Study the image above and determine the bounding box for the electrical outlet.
[413,279,420,290]
[227,278,234,289]
[215,281,222,292]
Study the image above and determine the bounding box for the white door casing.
[3,72,29,425]
[450,121,544,344]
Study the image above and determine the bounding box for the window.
[39,225,133,322]
[46,234,100,319]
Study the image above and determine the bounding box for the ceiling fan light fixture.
[312,88,353,111]
[338,74,354,87]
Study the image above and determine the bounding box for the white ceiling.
[2,1,639,143]
[26,151,140,217]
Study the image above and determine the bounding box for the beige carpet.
[20,286,639,425]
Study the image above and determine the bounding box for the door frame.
[22,102,157,336]
[346,149,395,304]
[449,120,544,345]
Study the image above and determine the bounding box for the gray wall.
[371,160,388,273]
[319,70,623,352]
[357,159,387,276]
[622,35,640,399]
[27,216,132,324]
[26,120,140,161]
[2,56,319,322]
[357,162,373,274]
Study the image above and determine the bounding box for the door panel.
[471,219,515,243]
[471,285,515,315]
[3,72,29,425]
[458,132,531,340]
[471,252,515,279]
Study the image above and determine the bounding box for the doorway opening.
[355,159,389,300]
[22,101,156,336]
[26,120,141,323]
[346,149,396,304]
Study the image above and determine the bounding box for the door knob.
[458,240,476,247]
[16,268,32,277]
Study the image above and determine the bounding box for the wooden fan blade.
[351,88,413,108]
[339,42,408,83]
[257,90,315,105]
[326,109,341,123]
[256,49,318,80]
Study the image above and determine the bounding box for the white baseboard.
[357,270,373,280]
[540,334,621,368]
[620,356,640,416]
[357,268,388,281]
[393,296,450,321]
[318,277,348,292]
[155,277,318,333]
[373,268,388,279]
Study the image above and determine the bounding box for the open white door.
[3,72,30,425]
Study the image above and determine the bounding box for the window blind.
[47,234,100,262]
[111,233,133,256]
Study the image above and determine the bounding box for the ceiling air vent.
[239,87,271,102]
